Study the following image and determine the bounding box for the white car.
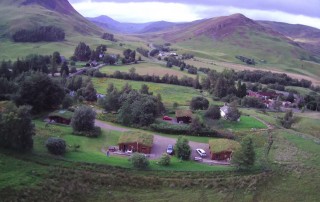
[196,149,207,157]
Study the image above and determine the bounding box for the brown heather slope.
[0,0,104,37]
[259,21,320,56]
[161,14,289,42]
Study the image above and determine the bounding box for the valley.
[0,0,320,201]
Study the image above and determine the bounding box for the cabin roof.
[209,139,240,153]
[118,131,154,147]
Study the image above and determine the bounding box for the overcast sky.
[69,0,320,28]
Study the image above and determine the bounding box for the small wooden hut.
[209,139,240,161]
[175,110,192,124]
[118,132,154,154]
[48,110,74,125]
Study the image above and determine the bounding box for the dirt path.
[95,120,129,132]
[250,115,275,130]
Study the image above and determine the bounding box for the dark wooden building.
[48,110,74,125]
[209,139,240,161]
[118,132,154,154]
[175,110,192,124]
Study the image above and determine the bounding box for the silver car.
[196,148,207,157]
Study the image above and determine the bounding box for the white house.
[220,105,229,119]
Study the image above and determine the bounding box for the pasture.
[100,62,194,78]
[92,78,205,106]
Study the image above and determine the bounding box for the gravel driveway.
[96,120,210,159]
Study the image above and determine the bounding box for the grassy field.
[33,120,231,172]
[92,77,205,106]
[218,115,267,131]
[292,116,320,138]
[100,62,195,78]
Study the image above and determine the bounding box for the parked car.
[166,144,174,155]
[196,148,207,157]
[163,116,172,121]
[108,146,116,152]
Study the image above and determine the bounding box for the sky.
[69,0,320,28]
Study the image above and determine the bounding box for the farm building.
[209,139,240,161]
[118,132,154,154]
[48,110,74,125]
[175,110,192,124]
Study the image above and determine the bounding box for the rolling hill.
[139,14,320,79]
[0,0,104,38]
[258,21,320,56]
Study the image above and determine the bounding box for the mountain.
[87,15,186,34]
[144,13,320,76]
[0,0,103,38]
[258,21,320,55]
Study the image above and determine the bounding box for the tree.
[0,103,34,152]
[205,105,221,119]
[74,42,91,61]
[174,136,191,160]
[232,136,256,170]
[286,92,295,103]
[129,153,149,169]
[52,51,62,65]
[61,94,73,109]
[60,61,69,77]
[225,102,241,121]
[83,81,97,102]
[46,137,66,155]
[140,84,151,95]
[281,110,294,129]
[237,81,247,98]
[214,77,227,98]
[158,153,171,166]
[15,72,65,113]
[189,116,203,135]
[71,105,96,132]
[190,96,209,110]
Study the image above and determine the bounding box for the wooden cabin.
[175,110,192,124]
[48,110,74,125]
[118,132,154,154]
[209,139,240,161]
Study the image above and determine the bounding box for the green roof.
[209,139,240,153]
[48,110,74,120]
[118,132,154,147]
[175,110,192,117]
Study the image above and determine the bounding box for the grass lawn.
[0,152,47,190]
[100,62,195,78]
[33,120,231,171]
[292,116,320,138]
[92,77,205,106]
[214,115,267,132]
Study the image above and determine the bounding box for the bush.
[190,96,209,110]
[129,153,149,169]
[241,97,266,109]
[71,105,96,134]
[45,137,66,155]
[158,153,171,166]
[73,126,102,137]
[205,105,221,119]
[231,136,255,170]
[175,136,191,160]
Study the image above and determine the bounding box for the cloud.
[69,0,320,28]
[69,0,320,18]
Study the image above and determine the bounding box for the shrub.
[241,97,265,108]
[71,105,96,133]
[281,110,294,129]
[158,153,171,166]
[45,137,66,155]
[190,96,209,110]
[175,136,191,160]
[129,153,149,169]
[205,105,221,119]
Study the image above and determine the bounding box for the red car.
[162,116,172,121]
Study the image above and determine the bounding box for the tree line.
[12,26,65,42]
